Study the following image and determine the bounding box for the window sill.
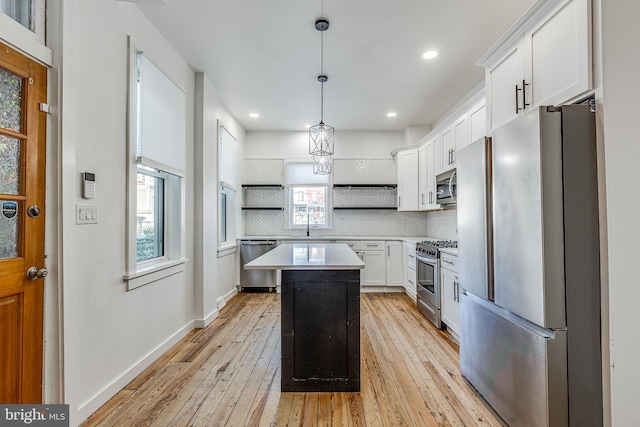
[217,244,238,258]
[124,258,188,291]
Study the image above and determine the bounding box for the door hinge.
[39,103,53,114]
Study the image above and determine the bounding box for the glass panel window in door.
[0,67,23,132]
[0,200,19,259]
[0,135,21,195]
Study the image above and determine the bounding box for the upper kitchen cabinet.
[419,137,438,211]
[396,148,419,211]
[439,114,469,173]
[479,0,592,131]
[468,101,487,143]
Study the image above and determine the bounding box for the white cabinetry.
[440,251,460,338]
[403,242,417,300]
[439,115,469,173]
[386,241,403,286]
[396,148,419,211]
[468,101,487,143]
[418,139,438,210]
[481,0,592,131]
[355,241,386,287]
[486,43,525,130]
[344,240,404,289]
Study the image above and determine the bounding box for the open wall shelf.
[333,184,397,189]
[242,184,284,210]
[332,184,398,210]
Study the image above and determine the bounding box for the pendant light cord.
[320,24,324,123]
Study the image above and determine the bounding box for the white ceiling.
[137,0,536,132]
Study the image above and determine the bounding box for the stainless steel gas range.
[415,240,458,328]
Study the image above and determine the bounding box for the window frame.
[285,162,332,230]
[218,184,236,249]
[287,185,332,230]
[123,37,186,290]
[0,0,50,66]
[135,166,167,264]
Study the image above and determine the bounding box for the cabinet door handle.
[422,193,425,205]
[429,191,433,204]
[398,196,401,207]
[522,79,530,109]
[454,281,459,302]
[388,246,390,256]
[515,84,522,114]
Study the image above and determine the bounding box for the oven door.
[416,253,439,309]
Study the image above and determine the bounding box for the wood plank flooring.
[81,292,505,427]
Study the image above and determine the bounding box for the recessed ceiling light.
[249,113,259,118]
[387,112,397,118]
[422,50,438,60]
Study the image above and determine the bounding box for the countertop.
[439,248,459,256]
[243,243,365,271]
[238,236,437,245]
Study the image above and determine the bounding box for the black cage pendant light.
[309,16,335,161]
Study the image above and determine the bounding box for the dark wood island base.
[280,269,361,392]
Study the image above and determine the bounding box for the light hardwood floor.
[81,292,504,426]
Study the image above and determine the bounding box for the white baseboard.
[360,285,406,293]
[221,287,238,307]
[194,287,239,328]
[194,308,219,329]
[77,320,195,422]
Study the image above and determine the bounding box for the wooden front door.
[0,41,47,403]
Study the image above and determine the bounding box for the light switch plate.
[76,204,98,224]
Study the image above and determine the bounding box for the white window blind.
[136,52,186,177]
[286,162,331,185]
[219,126,239,188]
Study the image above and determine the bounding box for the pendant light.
[309,16,335,163]
[313,153,332,175]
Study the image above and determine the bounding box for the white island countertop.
[244,243,365,271]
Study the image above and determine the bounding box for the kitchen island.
[244,243,365,392]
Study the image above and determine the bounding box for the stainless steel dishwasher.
[240,240,277,292]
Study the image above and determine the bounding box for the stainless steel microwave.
[436,169,457,206]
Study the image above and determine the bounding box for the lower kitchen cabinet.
[440,252,460,338]
[403,242,417,299]
[386,241,403,286]
[360,250,386,286]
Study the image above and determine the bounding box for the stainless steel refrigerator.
[457,105,602,426]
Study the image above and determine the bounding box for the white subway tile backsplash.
[244,159,284,184]
[426,209,458,240]
[243,158,430,238]
[333,159,396,184]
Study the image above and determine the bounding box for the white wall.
[194,73,245,327]
[48,2,197,424]
[245,130,404,159]
[600,1,640,425]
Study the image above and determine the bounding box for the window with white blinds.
[136,52,186,177]
[218,125,239,188]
